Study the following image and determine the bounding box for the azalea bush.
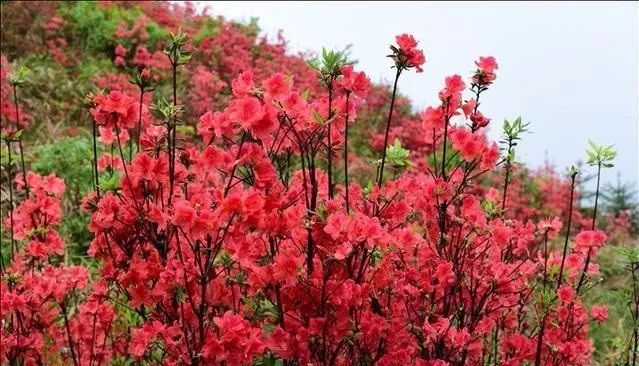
[1,2,636,366]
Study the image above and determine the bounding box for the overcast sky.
[197,1,638,190]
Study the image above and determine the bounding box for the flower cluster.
[391,34,426,72]
[1,56,31,135]
[0,3,622,365]
[1,172,115,365]
[474,56,498,84]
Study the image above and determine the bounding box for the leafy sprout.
[164,30,192,66]
[8,65,29,87]
[567,165,580,178]
[375,138,411,170]
[308,46,355,82]
[500,117,531,163]
[153,98,184,122]
[586,140,616,168]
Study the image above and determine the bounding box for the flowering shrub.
[0,2,634,365]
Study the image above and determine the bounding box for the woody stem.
[377,68,401,187]
[556,171,578,290]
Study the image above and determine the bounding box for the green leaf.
[101,173,121,192]
[174,285,186,303]
[176,125,195,136]
[501,117,530,163]
[481,199,498,217]
[386,138,411,168]
[9,65,30,86]
[363,179,374,195]
[585,139,616,167]
[312,110,324,124]
[567,165,580,177]
[308,46,355,79]
[152,98,183,122]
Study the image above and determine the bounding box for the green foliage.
[1,128,22,143]
[101,173,121,193]
[567,165,580,178]
[601,177,639,233]
[502,117,530,141]
[244,295,278,322]
[385,138,411,169]
[215,250,233,268]
[237,17,261,38]
[11,56,101,141]
[59,2,126,53]
[31,136,95,193]
[312,110,325,124]
[500,117,530,163]
[427,142,462,175]
[0,143,17,166]
[481,199,499,218]
[176,125,195,137]
[59,2,166,54]
[8,65,29,87]
[193,17,220,46]
[254,354,285,366]
[144,19,169,48]
[76,56,117,82]
[586,140,617,168]
[165,30,192,66]
[308,46,355,81]
[371,138,412,181]
[585,245,637,364]
[31,135,100,256]
[153,98,184,122]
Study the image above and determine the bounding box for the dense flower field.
[1,2,637,365]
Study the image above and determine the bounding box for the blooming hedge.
[0,2,625,366]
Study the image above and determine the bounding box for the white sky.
[196,1,638,190]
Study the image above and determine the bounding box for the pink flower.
[339,65,371,95]
[449,128,486,162]
[440,74,466,103]
[229,96,264,130]
[538,217,563,238]
[250,104,278,138]
[406,48,426,72]
[435,261,455,286]
[263,73,290,100]
[591,305,608,322]
[90,91,138,130]
[474,56,498,83]
[231,70,255,97]
[114,56,126,67]
[198,111,234,141]
[266,326,293,359]
[470,111,491,129]
[420,106,445,132]
[324,212,350,240]
[395,34,418,50]
[574,230,607,252]
[461,99,477,118]
[172,201,196,229]
[392,33,426,72]
[115,44,128,57]
[480,142,500,170]
[557,285,575,303]
[475,56,498,74]
[272,253,302,285]
[253,158,277,188]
